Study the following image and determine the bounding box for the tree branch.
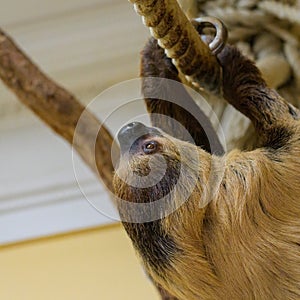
[0,29,114,191]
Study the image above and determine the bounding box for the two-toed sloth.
[113,38,300,299]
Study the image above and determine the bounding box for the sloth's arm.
[218,45,300,148]
[141,38,224,155]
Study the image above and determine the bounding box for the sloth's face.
[117,121,168,163]
[114,122,181,202]
[113,122,201,207]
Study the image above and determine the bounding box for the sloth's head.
[113,122,210,223]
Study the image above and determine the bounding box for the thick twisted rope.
[129,0,223,93]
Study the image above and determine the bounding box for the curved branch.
[0,29,114,191]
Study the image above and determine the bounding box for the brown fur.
[113,40,300,299]
[141,37,224,155]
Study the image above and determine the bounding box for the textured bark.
[0,29,114,191]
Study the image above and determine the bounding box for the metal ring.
[192,16,228,55]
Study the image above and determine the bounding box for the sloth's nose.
[118,122,148,153]
[119,122,146,138]
[117,122,160,153]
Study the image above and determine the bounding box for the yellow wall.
[0,224,159,300]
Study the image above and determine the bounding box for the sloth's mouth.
[117,122,162,155]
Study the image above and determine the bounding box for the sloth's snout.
[118,122,146,143]
[117,122,161,154]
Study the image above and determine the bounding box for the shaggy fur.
[113,39,300,299]
[141,38,224,155]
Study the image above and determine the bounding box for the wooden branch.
[0,29,114,191]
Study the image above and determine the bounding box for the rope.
[130,0,222,93]
[178,0,300,150]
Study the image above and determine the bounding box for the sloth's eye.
[142,141,158,154]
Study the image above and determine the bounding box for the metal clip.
[192,16,228,55]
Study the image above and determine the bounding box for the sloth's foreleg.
[141,37,224,155]
[218,45,300,149]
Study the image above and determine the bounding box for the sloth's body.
[113,41,300,299]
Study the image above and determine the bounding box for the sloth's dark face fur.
[113,44,300,300]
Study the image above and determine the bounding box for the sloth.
[113,38,300,300]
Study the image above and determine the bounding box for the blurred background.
[0,0,160,298]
